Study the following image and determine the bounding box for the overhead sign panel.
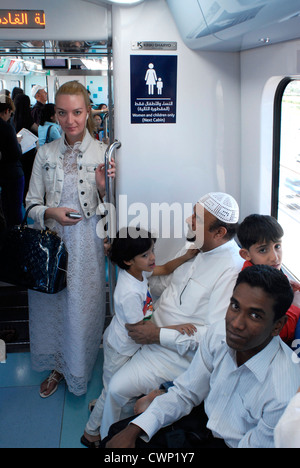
[0,10,46,29]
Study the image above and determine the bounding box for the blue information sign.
[131,55,177,124]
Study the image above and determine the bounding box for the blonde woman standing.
[26,81,115,397]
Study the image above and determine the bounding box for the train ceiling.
[166,0,300,51]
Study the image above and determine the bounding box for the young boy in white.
[81,227,198,447]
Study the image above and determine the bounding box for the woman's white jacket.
[25,131,107,230]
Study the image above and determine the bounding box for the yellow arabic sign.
[0,10,46,29]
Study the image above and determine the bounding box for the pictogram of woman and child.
[145,63,163,95]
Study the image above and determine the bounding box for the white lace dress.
[28,142,106,396]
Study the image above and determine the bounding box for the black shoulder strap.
[45,125,53,144]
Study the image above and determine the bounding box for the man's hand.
[105,424,142,448]
[126,321,160,345]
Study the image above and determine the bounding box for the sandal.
[40,370,64,398]
[80,434,101,449]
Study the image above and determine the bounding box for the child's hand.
[290,281,300,293]
[171,323,197,336]
[184,248,199,260]
[103,237,111,256]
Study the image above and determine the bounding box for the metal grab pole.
[104,140,121,316]
[105,139,121,215]
[102,111,109,142]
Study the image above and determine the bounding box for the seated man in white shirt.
[104,265,300,449]
[98,192,244,440]
[275,388,300,448]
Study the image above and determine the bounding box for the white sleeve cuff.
[159,328,180,349]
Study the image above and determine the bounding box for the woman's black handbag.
[0,205,68,294]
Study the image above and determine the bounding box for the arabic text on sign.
[0,10,46,28]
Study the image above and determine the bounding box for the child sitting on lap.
[81,227,199,448]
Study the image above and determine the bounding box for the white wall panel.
[112,0,241,260]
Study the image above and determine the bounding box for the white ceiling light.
[81,58,108,70]
[82,0,145,6]
[103,0,145,4]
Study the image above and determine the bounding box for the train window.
[272,79,300,281]
[10,79,21,89]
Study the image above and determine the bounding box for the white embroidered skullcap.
[198,192,239,224]
[31,84,45,97]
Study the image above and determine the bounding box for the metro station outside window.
[272,79,300,281]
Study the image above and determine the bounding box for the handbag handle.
[21,204,40,228]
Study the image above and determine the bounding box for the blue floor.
[0,349,104,448]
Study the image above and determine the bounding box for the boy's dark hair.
[237,214,284,250]
[109,227,156,271]
[234,265,293,322]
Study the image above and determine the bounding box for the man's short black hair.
[109,227,156,270]
[237,214,284,250]
[209,219,238,241]
[234,265,293,322]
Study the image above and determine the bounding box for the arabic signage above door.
[0,10,46,29]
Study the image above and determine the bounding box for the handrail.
[102,112,109,142]
[104,140,121,317]
[105,139,121,214]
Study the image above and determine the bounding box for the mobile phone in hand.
[66,212,82,219]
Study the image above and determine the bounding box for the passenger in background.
[237,214,300,344]
[31,84,48,125]
[9,87,24,128]
[81,227,198,448]
[92,104,109,143]
[11,87,24,103]
[0,89,10,98]
[0,96,24,227]
[38,104,62,146]
[14,93,39,135]
[26,80,115,398]
[98,192,244,440]
[93,114,103,141]
[104,266,300,449]
[13,94,39,203]
[93,103,108,113]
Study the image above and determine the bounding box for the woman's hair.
[234,264,294,322]
[0,95,14,114]
[55,80,94,136]
[12,87,24,102]
[40,103,56,126]
[109,227,157,271]
[13,94,32,132]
